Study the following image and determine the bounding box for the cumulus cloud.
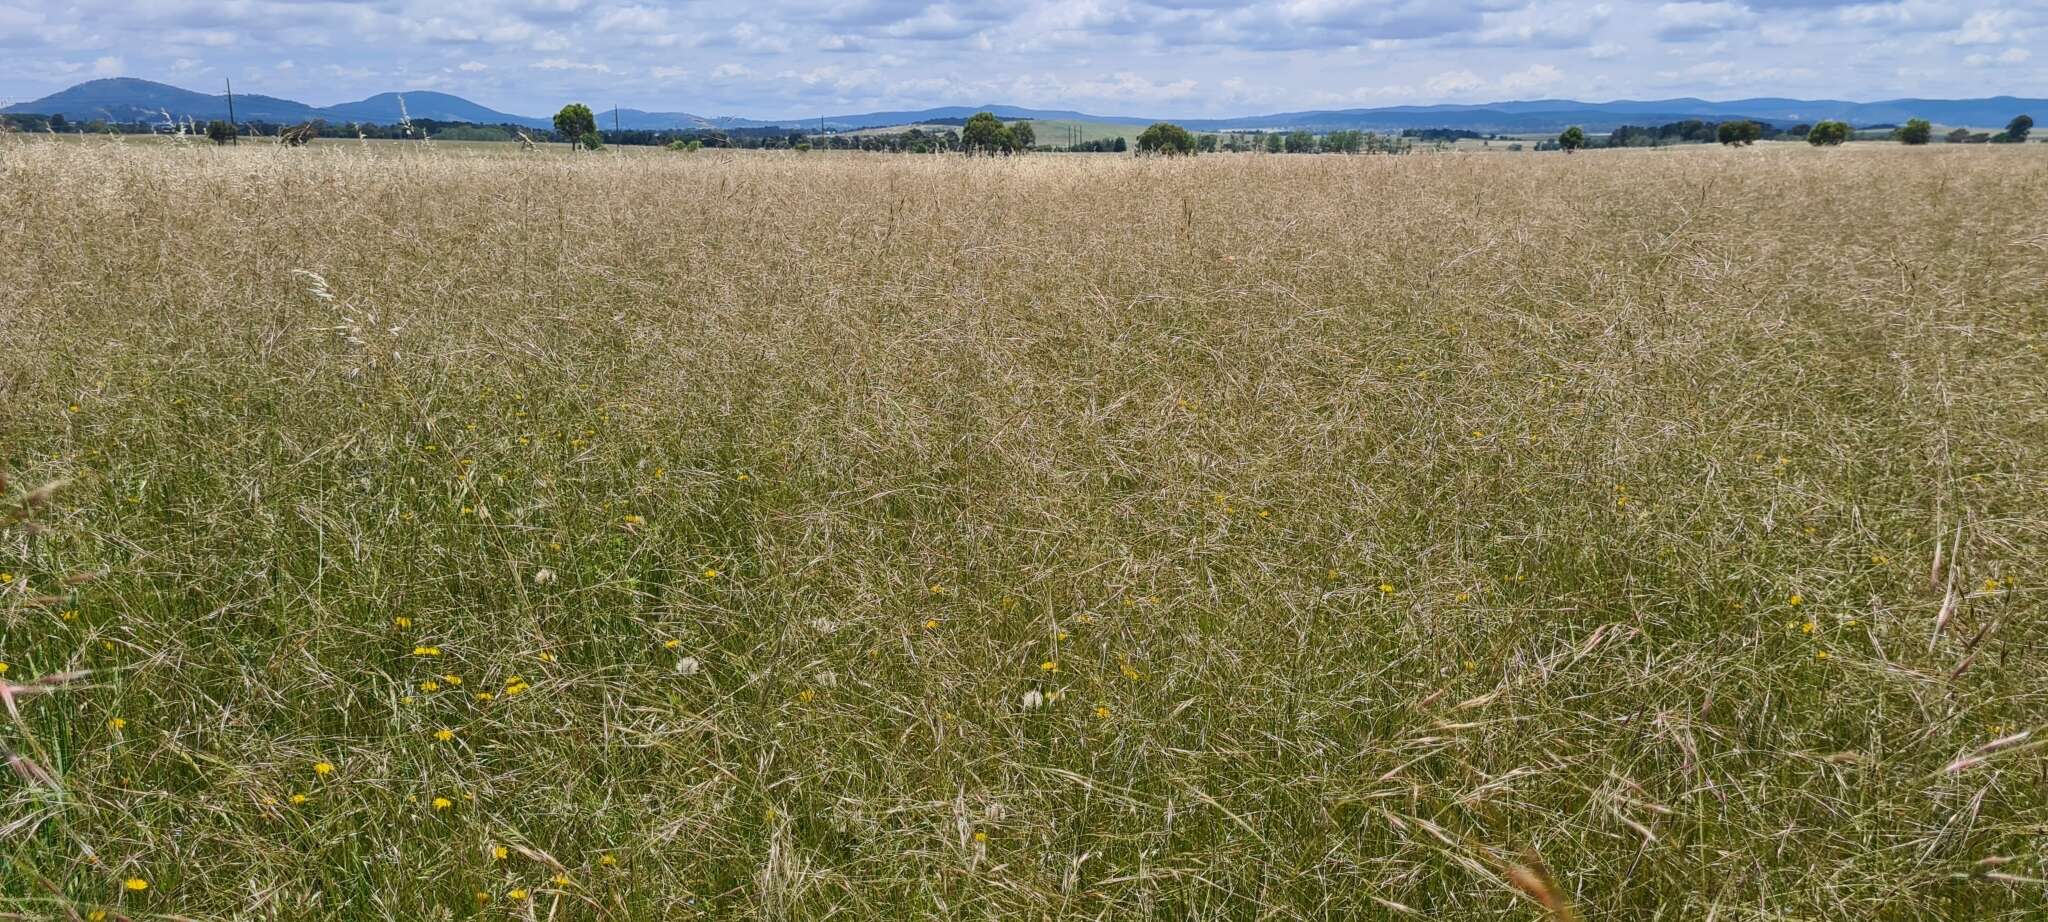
[1425,69,1486,96]
[1498,63,1565,93]
[1654,2,1755,40]
[532,58,610,72]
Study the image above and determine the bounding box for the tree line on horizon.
[4,105,2034,154]
[1549,113,2033,151]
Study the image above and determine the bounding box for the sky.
[1,1,2042,119]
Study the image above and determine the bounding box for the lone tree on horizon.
[1558,125,1585,153]
[1993,114,2032,143]
[961,112,1013,155]
[554,103,597,152]
[1136,122,1196,156]
[1807,120,1851,146]
[1895,118,1932,145]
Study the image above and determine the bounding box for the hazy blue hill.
[4,78,317,123]
[319,92,548,128]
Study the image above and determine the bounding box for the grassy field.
[1022,119,1154,146]
[1,138,2044,920]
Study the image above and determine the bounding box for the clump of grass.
[0,137,2043,919]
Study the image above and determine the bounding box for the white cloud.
[731,22,791,53]
[1951,10,2017,45]
[595,5,668,33]
[1425,69,1486,96]
[532,58,611,72]
[91,55,123,76]
[1654,2,1755,40]
[1499,63,1564,93]
[1965,47,2030,66]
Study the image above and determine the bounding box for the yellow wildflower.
[432,797,453,811]
[434,728,456,742]
[124,878,148,891]
[313,762,334,776]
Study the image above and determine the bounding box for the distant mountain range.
[6,78,2044,134]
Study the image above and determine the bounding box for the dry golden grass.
[1,137,2045,920]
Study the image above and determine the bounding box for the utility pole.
[224,77,238,145]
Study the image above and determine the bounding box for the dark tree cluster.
[1991,114,2032,143]
[1136,122,1197,155]
[1067,137,1130,153]
[1806,120,1851,146]
[1400,128,1486,141]
[1604,119,1786,147]
[1216,129,1407,154]
[959,112,1038,154]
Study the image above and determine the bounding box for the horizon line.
[9,76,2047,125]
